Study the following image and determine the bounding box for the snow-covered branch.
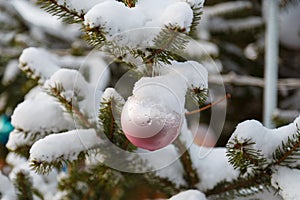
[209,72,300,89]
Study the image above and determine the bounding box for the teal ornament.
[0,115,13,144]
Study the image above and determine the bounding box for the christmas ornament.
[0,115,13,145]
[121,96,182,151]
[120,61,207,151]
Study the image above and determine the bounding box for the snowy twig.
[273,109,300,122]
[185,94,230,115]
[273,128,300,166]
[37,0,84,23]
[205,171,271,197]
[47,84,93,128]
[174,139,199,188]
[209,72,300,89]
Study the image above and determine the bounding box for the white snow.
[133,61,207,114]
[272,167,300,200]
[45,68,101,121]
[56,0,111,14]
[45,68,90,101]
[54,52,110,90]
[7,91,74,151]
[24,86,43,100]
[161,2,193,31]
[229,116,300,164]
[8,161,59,199]
[30,129,102,163]
[6,129,36,151]
[101,88,125,104]
[138,144,186,186]
[0,172,17,200]
[84,0,197,47]
[11,92,73,134]
[19,47,60,83]
[2,60,20,85]
[178,119,239,190]
[192,146,239,191]
[84,1,144,35]
[5,152,27,167]
[169,190,207,200]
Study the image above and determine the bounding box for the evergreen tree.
[0,0,300,200]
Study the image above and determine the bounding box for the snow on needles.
[271,167,300,200]
[84,0,200,47]
[45,68,90,101]
[30,129,102,163]
[170,190,207,200]
[19,47,60,83]
[57,0,111,14]
[133,61,207,114]
[0,172,17,200]
[229,116,300,164]
[7,92,74,151]
[10,92,72,134]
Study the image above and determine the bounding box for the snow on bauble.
[121,96,183,151]
[120,61,208,151]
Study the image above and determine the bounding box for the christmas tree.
[1,0,300,199]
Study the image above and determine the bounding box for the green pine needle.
[30,151,87,175]
[145,25,188,64]
[189,4,203,37]
[273,125,300,167]
[37,0,84,24]
[189,87,208,107]
[45,83,94,128]
[205,172,272,199]
[227,137,268,174]
[99,98,136,152]
[14,171,34,200]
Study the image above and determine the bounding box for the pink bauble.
[121,96,183,151]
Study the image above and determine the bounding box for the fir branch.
[210,126,300,198]
[19,62,41,84]
[205,171,271,199]
[227,137,268,174]
[83,26,107,49]
[9,128,63,158]
[84,27,136,66]
[142,172,182,197]
[273,126,300,167]
[174,139,199,188]
[58,163,125,200]
[12,146,31,159]
[14,171,34,200]
[145,26,188,65]
[118,0,137,8]
[37,0,84,24]
[31,151,87,175]
[189,4,203,37]
[188,87,207,107]
[45,83,94,128]
[99,97,136,151]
